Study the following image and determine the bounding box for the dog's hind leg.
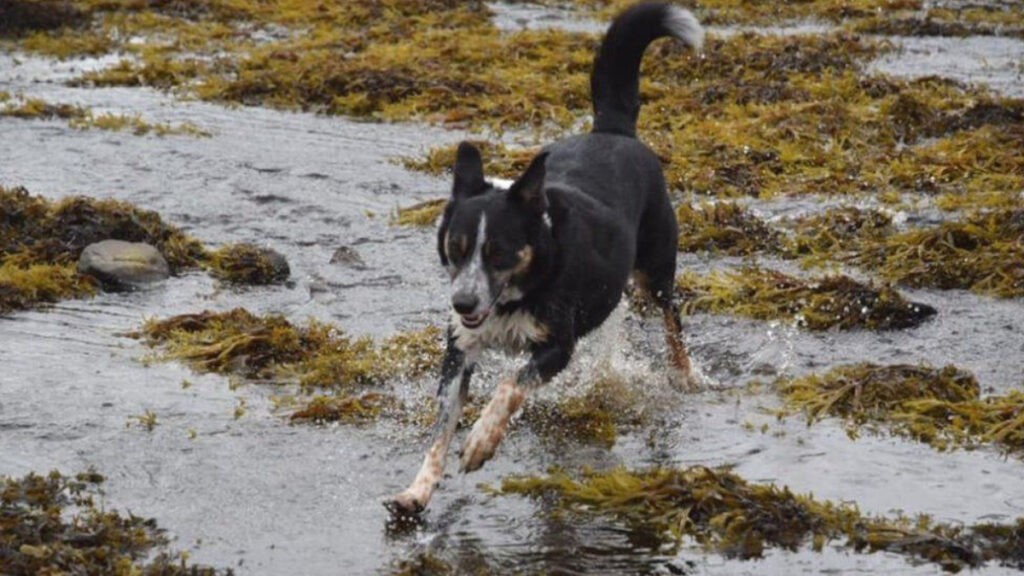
[636,267,697,390]
[387,333,475,515]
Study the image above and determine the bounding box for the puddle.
[870,35,1024,98]
[490,1,605,34]
[2,9,1024,576]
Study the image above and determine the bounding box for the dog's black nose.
[451,293,479,315]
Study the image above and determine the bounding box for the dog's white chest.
[452,310,547,352]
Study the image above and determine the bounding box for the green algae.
[675,201,781,255]
[0,470,227,575]
[498,465,1024,572]
[778,363,1024,454]
[676,266,936,330]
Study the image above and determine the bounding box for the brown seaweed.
[779,363,1024,454]
[676,267,936,330]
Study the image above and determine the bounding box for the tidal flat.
[1,1,1023,574]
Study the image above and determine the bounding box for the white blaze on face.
[451,213,490,315]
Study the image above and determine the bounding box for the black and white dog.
[388,2,703,515]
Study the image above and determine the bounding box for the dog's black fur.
[389,2,702,515]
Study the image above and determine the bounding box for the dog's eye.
[447,236,468,264]
[448,244,463,264]
[483,241,515,270]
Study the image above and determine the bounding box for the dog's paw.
[459,424,498,473]
[385,490,427,517]
[668,366,701,392]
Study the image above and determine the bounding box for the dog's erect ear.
[509,151,549,215]
[452,141,486,199]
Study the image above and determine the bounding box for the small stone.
[330,245,367,269]
[77,239,169,290]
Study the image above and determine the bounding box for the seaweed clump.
[499,465,1024,572]
[290,392,400,424]
[393,198,446,228]
[779,363,1024,454]
[520,371,645,447]
[0,186,295,313]
[675,267,936,330]
[0,470,227,575]
[0,186,204,271]
[529,0,926,25]
[401,141,539,180]
[782,206,893,259]
[388,551,456,576]
[0,261,97,315]
[1,95,211,136]
[7,0,1020,211]
[675,201,781,255]
[0,0,87,35]
[205,243,289,285]
[855,209,1024,298]
[852,8,1024,39]
[135,308,443,421]
[0,185,204,313]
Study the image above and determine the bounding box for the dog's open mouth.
[459,311,489,329]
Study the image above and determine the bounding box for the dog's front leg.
[460,339,574,473]
[388,335,475,515]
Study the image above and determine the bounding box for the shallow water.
[2,17,1024,576]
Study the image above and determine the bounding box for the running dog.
[388,2,703,515]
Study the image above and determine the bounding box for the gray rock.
[330,245,367,269]
[264,248,291,283]
[77,239,170,290]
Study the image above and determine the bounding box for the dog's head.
[437,142,553,329]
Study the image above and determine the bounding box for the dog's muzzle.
[459,311,489,329]
[453,282,506,329]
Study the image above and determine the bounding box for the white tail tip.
[665,6,705,51]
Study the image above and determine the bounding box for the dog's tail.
[591,2,703,137]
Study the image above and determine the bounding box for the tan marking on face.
[511,245,533,277]
[458,234,469,258]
